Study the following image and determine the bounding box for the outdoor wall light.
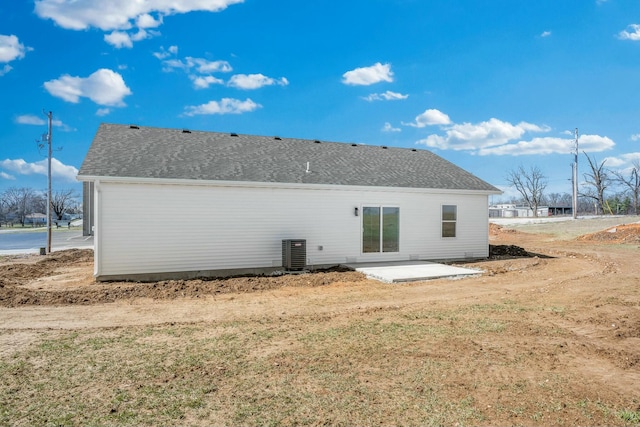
[354,207,359,217]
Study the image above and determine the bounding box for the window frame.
[441,205,457,238]
[362,205,400,254]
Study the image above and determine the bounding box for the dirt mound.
[0,249,366,307]
[0,249,93,286]
[489,223,517,235]
[39,248,94,265]
[577,222,640,244]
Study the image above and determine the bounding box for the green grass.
[618,409,640,424]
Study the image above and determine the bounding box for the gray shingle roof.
[78,123,500,192]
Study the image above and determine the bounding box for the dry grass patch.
[1,299,635,426]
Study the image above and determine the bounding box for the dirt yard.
[1,217,639,426]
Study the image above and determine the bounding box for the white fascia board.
[76,175,502,196]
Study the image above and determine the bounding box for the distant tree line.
[0,187,80,227]
[502,153,640,217]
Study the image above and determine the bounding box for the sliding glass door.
[362,206,399,253]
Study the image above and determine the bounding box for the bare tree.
[2,187,39,226]
[0,195,7,227]
[545,192,563,206]
[611,160,640,215]
[50,189,79,221]
[580,153,610,215]
[506,165,548,217]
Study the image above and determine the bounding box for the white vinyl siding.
[94,180,491,278]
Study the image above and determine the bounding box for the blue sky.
[2,0,640,201]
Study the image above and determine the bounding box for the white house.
[77,124,501,281]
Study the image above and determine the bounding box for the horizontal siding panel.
[96,182,490,276]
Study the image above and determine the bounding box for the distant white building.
[25,213,47,225]
[489,204,550,218]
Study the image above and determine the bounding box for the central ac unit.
[282,239,306,270]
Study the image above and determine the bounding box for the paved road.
[0,229,94,255]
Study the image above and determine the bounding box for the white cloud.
[415,116,552,152]
[15,114,72,130]
[478,134,614,156]
[182,98,261,116]
[630,133,640,141]
[136,13,162,28]
[363,91,408,102]
[541,31,552,38]
[156,49,288,92]
[0,158,79,182]
[618,24,640,41]
[190,57,232,73]
[162,57,232,73]
[105,28,159,48]
[104,31,133,48]
[382,122,401,133]
[603,152,640,171]
[478,137,572,156]
[404,109,451,128]
[0,171,16,180]
[342,62,393,86]
[190,75,224,89]
[15,114,46,125]
[0,34,30,62]
[153,45,178,60]
[34,0,243,46]
[44,68,132,106]
[157,52,234,88]
[0,34,31,75]
[96,108,111,116]
[228,73,288,89]
[579,134,617,152]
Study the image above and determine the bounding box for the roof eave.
[76,174,501,195]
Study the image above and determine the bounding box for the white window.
[442,205,456,238]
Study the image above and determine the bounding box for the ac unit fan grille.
[282,239,306,270]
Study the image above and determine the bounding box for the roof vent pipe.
[129,125,139,129]
[230,132,238,137]
[305,162,310,173]
[182,129,191,133]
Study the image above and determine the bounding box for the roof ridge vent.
[182,129,191,133]
[351,143,357,147]
[274,136,282,140]
[314,140,321,144]
[230,132,238,137]
[382,146,388,149]
[129,125,139,129]
[411,148,417,152]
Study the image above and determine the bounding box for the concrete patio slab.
[343,260,482,283]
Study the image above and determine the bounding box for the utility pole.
[572,128,579,220]
[46,111,53,254]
